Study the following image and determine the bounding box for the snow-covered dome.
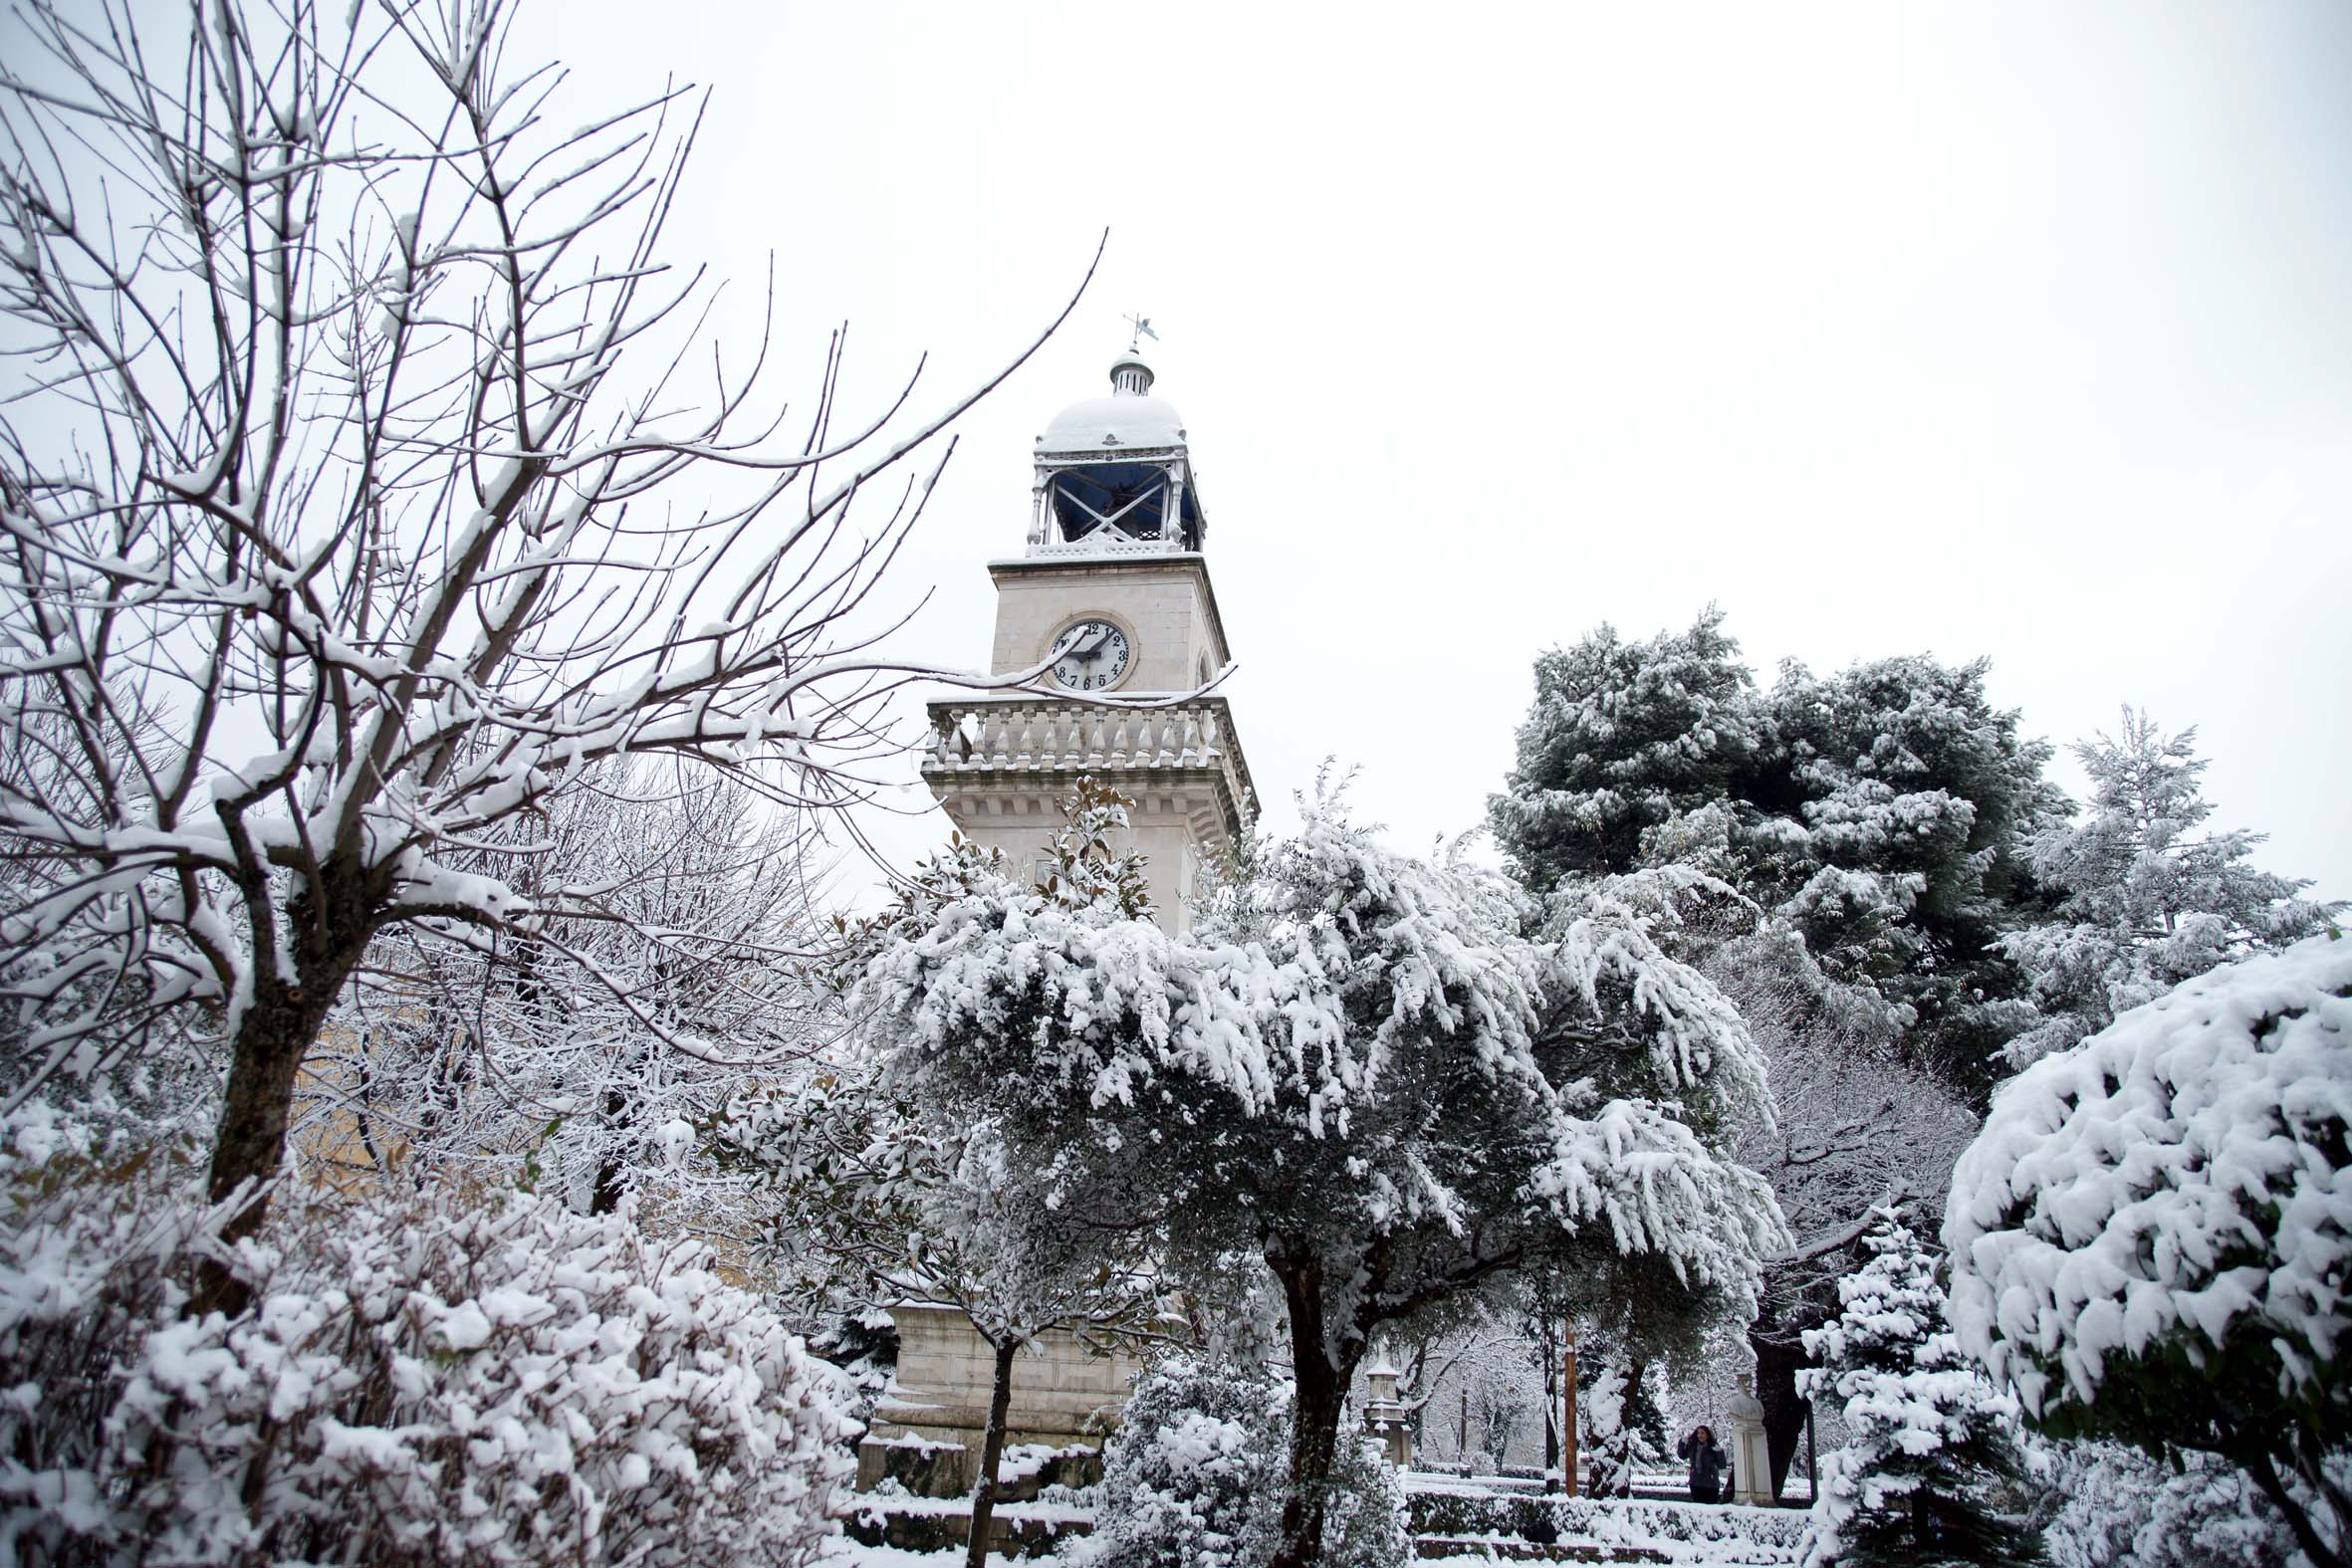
[1039,393,1187,455]
[1026,348,1206,554]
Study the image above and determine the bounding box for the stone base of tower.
[856,1301,1145,1497]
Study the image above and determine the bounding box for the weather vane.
[1124,313,1159,352]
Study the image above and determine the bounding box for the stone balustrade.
[1023,530,1187,558]
[921,695,1256,819]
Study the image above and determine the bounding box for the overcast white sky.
[522,0,2352,901]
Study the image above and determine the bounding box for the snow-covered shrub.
[1797,1211,2039,1568]
[1081,1360,1405,1568]
[0,1118,851,1567]
[1945,933,2352,1561]
[2039,1441,2305,1568]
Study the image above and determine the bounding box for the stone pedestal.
[857,1302,1145,1497]
[1728,1370,1771,1506]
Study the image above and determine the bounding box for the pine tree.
[1489,606,1758,883]
[1997,708,2340,1068]
[1490,616,2062,1091]
[1798,1212,2041,1568]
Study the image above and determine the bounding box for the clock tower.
[859,349,1259,1498]
[921,345,1256,928]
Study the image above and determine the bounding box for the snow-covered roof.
[1040,395,1186,455]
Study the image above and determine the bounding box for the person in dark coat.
[1677,1424,1726,1503]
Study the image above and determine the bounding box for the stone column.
[1727,1371,1771,1506]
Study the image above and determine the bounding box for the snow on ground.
[819,1542,990,1568]
[818,1542,1794,1568]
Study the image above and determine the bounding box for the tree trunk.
[1749,1327,1809,1498]
[1616,1357,1644,1497]
[194,872,367,1317]
[963,1335,1021,1568]
[196,979,342,1315]
[590,1083,633,1216]
[1271,1252,1360,1568]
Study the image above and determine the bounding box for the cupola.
[1028,350,1206,555]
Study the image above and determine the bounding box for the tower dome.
[1039,351,1186,456]
[1029,351,1205,554]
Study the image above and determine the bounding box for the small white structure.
[1363,1357,1413,1467]
[1727,1370,1772,1506]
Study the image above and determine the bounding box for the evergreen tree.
[1489,615,2062,1091]
[1492,614,2061,1489]
[1489,607,1758,883]
[729,782,1163,1568]
[1997,709,2340,1068]
[1798,1211,2040,1568]
[1760,654,2062,1084]
[862,783,1784,1568]
[1580,1344,1668,1497]
[1945,934,2352,1568]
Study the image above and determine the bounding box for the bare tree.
[0,0,1088,1308]
[1716,932,1978,1496]
[305,759,842,1210]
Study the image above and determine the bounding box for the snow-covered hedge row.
[1404,1483,1808,1552]
[0,1114,851,1567]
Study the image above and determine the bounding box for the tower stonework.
[858,350,1256,1496]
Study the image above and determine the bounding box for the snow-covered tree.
[1998,709,2340,1068]
[1489,615,2027,1490]
[1468,1357,1534,1468]
[732,1065,1161,1568]
[1490,607,1758,884]
[309,763,837,1212]
[1581,1348,1668,1497]
[1798,1210,2041,1567]
[1736,997,1979,1496]
[2037,1440,2314,1568]
[861,786,1784,1568]
[0,0,1084,1311]
[1759,653,2060,1082]
[736,784,1167,1568]
[1945,933,2352,1568]
[1490,616,2063,1088]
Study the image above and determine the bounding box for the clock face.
[1048,618,1132,691]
